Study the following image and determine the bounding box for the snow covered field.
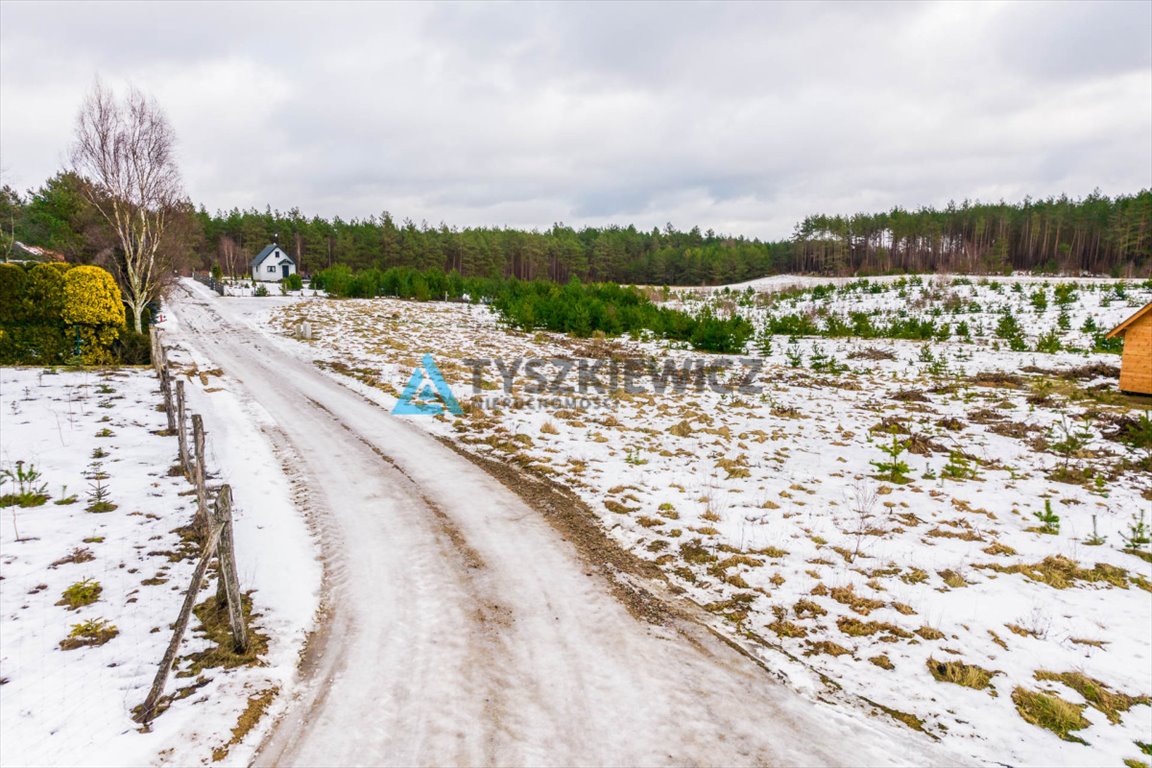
[269,275,1152,767]
[3,274,1147,767]
[0,355,318,765]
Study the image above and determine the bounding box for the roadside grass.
[211,687,279,762]
[180,593,269,677]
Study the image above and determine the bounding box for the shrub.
[1035,331,1062,354]
[0,264,69,363]
[1032,499,1061,535]
[0,460,50,507]
[282,272,303,291]
[0,263,26,324]
[63,266,125,326]
[112,327,152,365]
[57,578,102,610]
[63,266,125,364]
[871,432,912,483]
[24,263,69,320]
[60,618,119,650]
[0,263,132,365]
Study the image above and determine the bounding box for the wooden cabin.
[1107,302,1152,395]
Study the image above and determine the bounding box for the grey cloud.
[0,1,1148,239]
[993,1,1152,81]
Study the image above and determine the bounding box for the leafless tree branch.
[71,81,185,331]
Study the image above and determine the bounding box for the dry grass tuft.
[1011,686,1090,743]
[604,499,639,515]
[938,569,968,588]
[793,598,827,619]
[829,584,886,615]
[978,556,1132,589]
[703,592,757,623]
[868,700,926,733]
[804,640,852,657]
[916,626,946,640]
[900,568,929,585]
[1006,623,1037,638]
[211,687,279,762]
[926,527,984,542]
[1069,637,1108,649]
[753,545,789,558]
[837,617,912,639]
[769,619,809,638]
[1035,670,1151,724]
[928,658,998,691]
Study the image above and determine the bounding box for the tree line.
[791,191,1151,277]
[4,174,1150,289]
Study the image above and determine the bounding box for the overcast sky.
[1,1,1149,239]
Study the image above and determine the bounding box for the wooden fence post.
[133,520,225,725]
[175,380,190,479]
[212,485,248,652]
[192,415,208,538]
[150,330,162,376]
[159,358,175,434]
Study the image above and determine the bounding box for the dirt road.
[168,281,969,767]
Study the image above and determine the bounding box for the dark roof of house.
[250,244,296,268]
[1106,301,1152,339]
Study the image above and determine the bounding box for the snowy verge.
[1,324,319,767]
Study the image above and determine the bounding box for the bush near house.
[0,262,133,365]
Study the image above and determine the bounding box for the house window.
[267,265,276,273]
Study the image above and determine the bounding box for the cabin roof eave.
[1106,301,1152,339]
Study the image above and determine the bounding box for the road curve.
[168,281,967,767]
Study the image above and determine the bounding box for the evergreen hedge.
[0,262,131,364]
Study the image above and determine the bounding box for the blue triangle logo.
[392,354,463,416]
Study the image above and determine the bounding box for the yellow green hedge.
[0,263,128,364]
[64,266,126,326]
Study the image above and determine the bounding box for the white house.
[250,244,297,282]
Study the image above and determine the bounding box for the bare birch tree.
[71,82,184,331]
